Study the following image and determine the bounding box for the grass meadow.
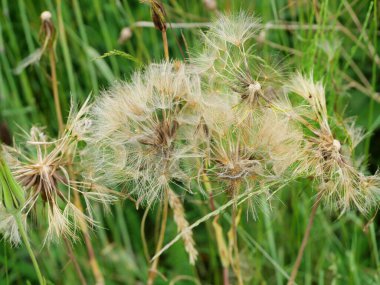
[0,0,379,284]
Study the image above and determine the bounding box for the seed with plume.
[286,73,380,214]
[87,62,205,206]
[2,99,116,243]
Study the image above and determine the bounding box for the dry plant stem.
[287,196,322,285]
[49,49,64,133]
[141,203,153,262]
[63,236,87,285]
[204,177,229,285]
[147,191,169,285]
[162,29,169,61]
[15,213,45,285]
[202,168,229,285]
[72,190,105,285]
[66,160,104,285]
[223,267,229,285]
[230,182,243,285]
[231,205,243,285]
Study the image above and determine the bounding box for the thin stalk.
[162,29,169,61]
[142,202,153,262]
[49,48,64,133]
[287,196,322,285]
[147,190,168,285]
[223,267,229,285]
[64,153,104,285]
[201,164,228,285]
[15,213,45,285]
[365,0,378,158]
[229,182,243,285]
[56,0,77,94]
[3,243,8,284]
[231,205,243,285]
[63,236,87,285]
[72,190,105,285]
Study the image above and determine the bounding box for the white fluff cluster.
[2,100,116,243]
[88,12,379,217]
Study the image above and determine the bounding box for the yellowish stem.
[287,196,321,285]
[162,29,169,61]
[49,49,64,134]
[72,190,105,285]
[63,236,87,285]
[147,190,168,285]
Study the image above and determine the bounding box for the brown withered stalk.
[41,10,105,285]
[40,12,64,133]
[63,236,87,285]
[147,191,168,285]
[287,193,322,285]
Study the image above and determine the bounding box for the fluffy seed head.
[207,12,260,47]
[3,99,115,243]
[287,73,380,214]
[87,62,204,206]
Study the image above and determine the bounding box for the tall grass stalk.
[147,191,168,285]
[15,213,45,285]
[288,196,322,285]
[49,46,64,133]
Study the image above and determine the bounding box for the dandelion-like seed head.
[287,73,380,214]
[207,12,260,47]
[88,62,204,206]
[3,99,114,243]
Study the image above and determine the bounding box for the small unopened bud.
[333,139,341,151]
[118,27,133,44]
[203,0,217,11]
[40,11,52,22]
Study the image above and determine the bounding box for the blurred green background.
[0,0,379,284]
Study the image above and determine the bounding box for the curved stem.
[63,236,87,285]
[223,267,229,285]
[49,49,64,134]
[15,213,45,285]
[231,205,243,285]
[147,190,168,285]
[287,196,321,285]
[72,189,104,285]
[162,29,169,61]
[141,202,153,262]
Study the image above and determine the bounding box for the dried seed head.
[203,0,217,11]
[207,12,260,47]
[207,126,266,198]
[40,11,52,22]
[287,73,380,214]
[87,62,203,206]
[39,10,55,50]
[3,99,115,243]
[148,0,167,32]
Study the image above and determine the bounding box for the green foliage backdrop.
[0,0,379,284]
